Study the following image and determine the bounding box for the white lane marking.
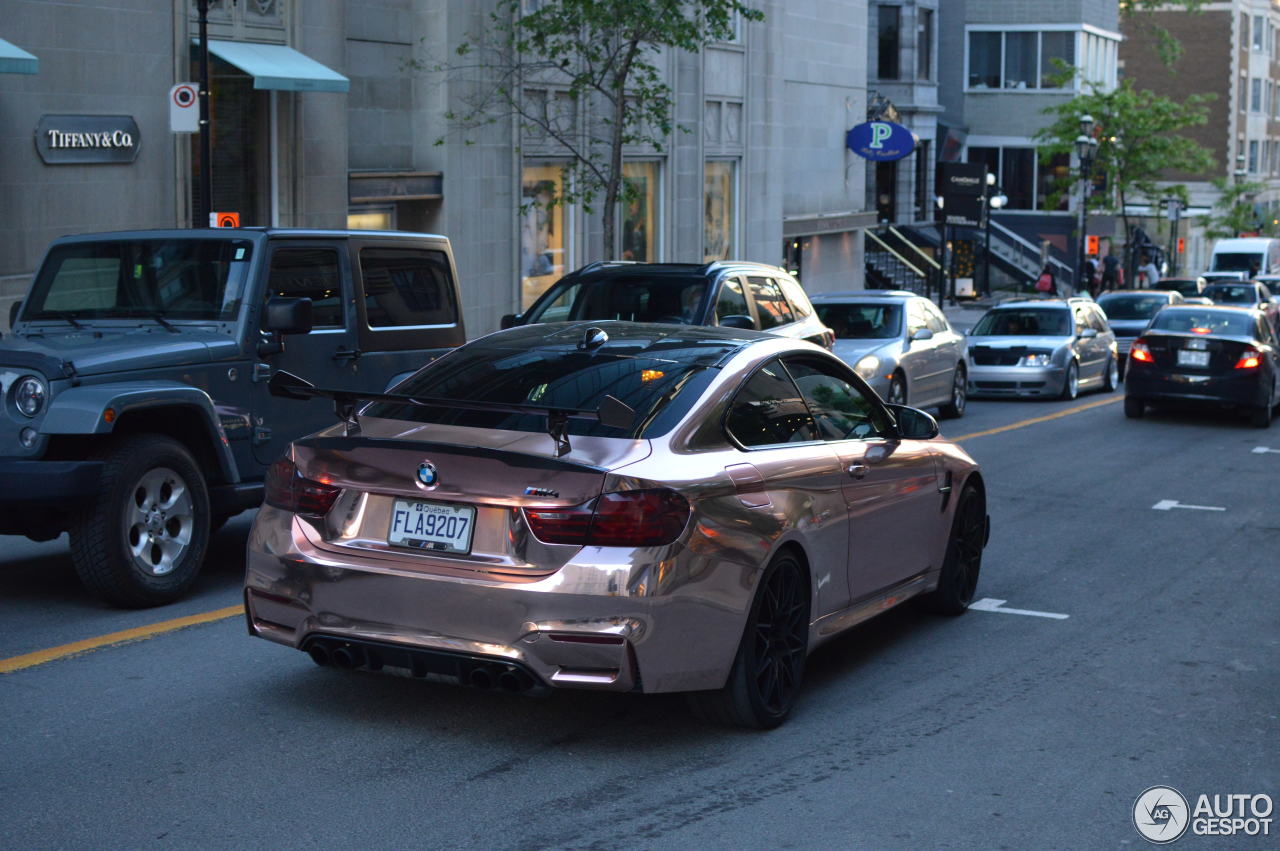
[1252,446,1280,454]
[1151,499,1226,512]
[970,598,1069,620]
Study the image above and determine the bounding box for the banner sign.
[846,121,916,162]
[35,115,140,164]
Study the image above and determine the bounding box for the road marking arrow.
[1252,446,1280,454]
[970,598,1069,620]
[1151,499,1226,512]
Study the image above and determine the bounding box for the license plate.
[388,499,475,553]
[1177,349,1210,367]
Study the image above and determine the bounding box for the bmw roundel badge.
[416,461,438,486]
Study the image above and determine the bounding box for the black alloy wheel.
[918,484,985,615]
[688,552,810,728]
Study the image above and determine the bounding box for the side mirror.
[719,314,756,330]
[8,300,21,327]
[500,313,520,330]
[885,404,940,440]
[264,297,313,335]
[910,327,934,342]
[1079,327,1099,339]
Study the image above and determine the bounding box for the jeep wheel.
[70,435,210,607]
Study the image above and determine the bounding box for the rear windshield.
[1161,279,1200,296]
[814,303,902,339]
[1211,252,1261,272]
[364,344,714,439]
[1204,285,1258,304]
[524,274,708,325]
[25,239,253,321]
[971,308,1071,336]
[1149,310,1256,337]
[1097,294,1168,321]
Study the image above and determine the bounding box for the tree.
[1121,0,1205,68]
[1034,78,1215,265]
[428,0,763,260]
[1201,176,1268,240]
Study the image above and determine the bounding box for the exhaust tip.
[498,668,530,693]
[468,667,495,690]
[307,643,331,667]
[331,645,361,669]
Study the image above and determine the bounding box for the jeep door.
[252,240,362,466]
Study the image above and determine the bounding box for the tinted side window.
[785,358,891,441]
[1072,307,1089,334]
[749,277,795,329]
[714,276,753,326]
[360,248,457,328]
[1088,305,1109,332]
[726,359,819,447]
[267,248,343,328]
[777,276,814,318]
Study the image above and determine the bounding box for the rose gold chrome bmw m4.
[245,322,988,728]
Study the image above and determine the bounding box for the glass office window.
[878,5,901,80]
[704,161,737,262]
[968,31,1001,88]
[621,161,660,262]
[917,8,933,79]
[521,164,570,310]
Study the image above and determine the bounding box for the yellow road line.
[0,604,242,674]
[948,394,1123,443]
[2,394,1122,675]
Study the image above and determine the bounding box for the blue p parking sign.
[846,120,915,162]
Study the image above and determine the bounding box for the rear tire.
[918,484,985,615]
[939,364,967,419]
[687,551,810,729]
[1252,401,1274,429]
[1124,396,1145,419]
[69,435,210,608]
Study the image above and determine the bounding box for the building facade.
[1,0,874,335]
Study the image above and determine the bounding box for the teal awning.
[0,37,38,75]
[204,39,348,93]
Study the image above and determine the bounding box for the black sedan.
[1124,305,1280,428]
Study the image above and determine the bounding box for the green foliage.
[1201,176,1269,239]
[1120,0,1205,69]
[423,0,763,257]
[1034,78,1215,221]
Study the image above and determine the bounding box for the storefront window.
[190,55,265,225]
[704,160,737,262]
[347,207,394,230]
[621,162,660,261]
[521,164,570,310]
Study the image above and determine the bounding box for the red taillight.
[1130,340,1154,363]
[264,457,342,516]
[524,489,690,547]
[1235,348,1262,369]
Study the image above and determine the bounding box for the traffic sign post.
[210,212,240,228]
[169,83,198,133]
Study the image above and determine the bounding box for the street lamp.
[1074,115,1099,294]
[981,172,1007,297]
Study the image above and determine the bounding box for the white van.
[1208,237,1280,277]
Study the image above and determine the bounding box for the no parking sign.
[169,83,198,134]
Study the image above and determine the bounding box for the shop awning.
[0,37,38,75]
[204,39,347,93]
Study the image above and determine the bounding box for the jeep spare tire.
[70,434,211,607]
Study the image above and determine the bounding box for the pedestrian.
[1083,256,1099,296]
[1101,252,1120,290]
[1138,255,1160,287]
[1035,263,1056,296]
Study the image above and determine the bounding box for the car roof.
[475,320,774,365]
[810,290,918,301]
[50,227,449,242]
[563,260,790,280]
[988,298,1077,309]
[1159,303,1260,314]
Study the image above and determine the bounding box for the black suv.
[503,261,834,348]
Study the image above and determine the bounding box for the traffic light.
[1086,235,1099,256]
[1177,237,1185,254]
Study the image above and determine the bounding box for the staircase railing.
[988,219,1075,293]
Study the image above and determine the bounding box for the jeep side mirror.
[719,315,756,330]
[9,300,21,327]
[265,297,313,335]
[885,404,940,440]
[500,313,521,330]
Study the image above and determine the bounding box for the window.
[1252,78,1262,113]
[906,300,928,336]
[776,276,813,319]
[917,8,933,79]
[360,248,457,328]
[967,30,1078,90]
[785,359,890,442]
[620,161,660,262]
[267,248,343,328]
[877,5,901,80]
[913,140,932,221]
[969,146,1064,212]
[1249,140,1259,173]
[704,161,737,262]
[1001,148,1035,210]
[714,277,753,326]
[347,207,394,231]
[1254,15,1265,50]
[748,277,795,329]
[920,300,950,333]
[726,360,818,448]
[521,163,571,310]
[1037,152,1070,211]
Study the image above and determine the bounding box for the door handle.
[847,463,869,479]
[333,347,362,363]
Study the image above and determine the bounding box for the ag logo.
[1134,786,1190,844]
[416,461,438,487]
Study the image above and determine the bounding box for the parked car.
[246,322,988,728]
[1203,281,1279,329]
[1125,305,1280,428]
[1200,271,1249,284]
[1095,289,1185,378]
[966,298,1119,399]
[1160,276,1207,298]
[810,290,968,417]
[1182,296,1214,306]
[503,261,834,349]
[0,228,465,606]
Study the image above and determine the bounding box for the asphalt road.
[2,385,1277,849]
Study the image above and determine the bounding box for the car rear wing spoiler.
[268,370,636,457]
